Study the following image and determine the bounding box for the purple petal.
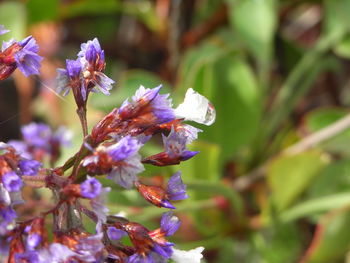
[93,71,114,95]
[107,136,141,162]
[2,171,22,192]
[66,59,82,79]
[167,172,188,201]
[18,159,42,176]
[0,25,9,35]
[107,227,127,240]
[107,155,144,189]
[180,150,199,161]
[160,212,181,237]
[80,176,102,199]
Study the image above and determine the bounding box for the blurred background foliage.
[4,0,350,262]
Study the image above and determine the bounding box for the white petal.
[171,246,204,263]
[175,88,215,126]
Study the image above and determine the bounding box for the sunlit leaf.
[267,151,328,211]
[226,0,277,65]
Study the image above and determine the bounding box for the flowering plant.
[0,26,214,263]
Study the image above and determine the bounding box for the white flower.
[175,88,215,126]
[171,246,204,263]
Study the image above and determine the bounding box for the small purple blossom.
[81,176,102,199]
[18,159,42,176]
[119,85,174,124]
[2,171,22,192]
[160,212,181,237]
[21,123,51,148]
[167,172,188,201]
[107,227,127,240]
[108,154,144,189]
[107,136,141,162]
[14,36,43,76]
[163,129,199,161]
[66,58,82,79]
[27,233,42,249]
[102,136,144,189]
[0,206,16,235]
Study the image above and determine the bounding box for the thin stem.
[233,111,350,191]
[77,106,88,137]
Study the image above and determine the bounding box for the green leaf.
[27,0,59,24]
[267,151,328,211]
[324,0,350,37]
[280,193,350,223]
[304,207,350,263]
[177,42,262,163]
[308,159,350,199]
[227,0,277,65]
[177,141,221,182]
[334,35,350,58]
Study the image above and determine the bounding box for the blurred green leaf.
[61,0,121,17]
[280,193,350,223]
[334,35,350,58]
[178,41,262,164]
[308,159,350,199]
[253,223,302,263]
[0,2,26,40]
[324,0,350,37]
[177,141,220,182]
[304,207,350,263]
[226,0,277,65]
[267,151,328,211]
[27,0,59,24]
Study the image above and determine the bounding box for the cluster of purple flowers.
[0,24,213,263]
[0,26,42,80]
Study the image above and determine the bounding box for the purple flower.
[27,233,42,249]
[119,85,174,124]
[14,36,43,76]
[104,136,144,189]
[107,227,127,240]
[78,38,104,66]
[78,38,114,96]
[81,176,102,199]
[160,212,181,237]
[0,25,9,35]
[0,206,16,235]
[18,159,42,176]
[37,243,76,262]
[107,136,141,162]
[15,250,40,263]
[2,171,22,192]
[56,59,84,98]
[21,123,52,148]
[108,154,144,189]
[66,58,82,78]
[163,129,199,161]
[167,172,188,201]
[7,140,31,159]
